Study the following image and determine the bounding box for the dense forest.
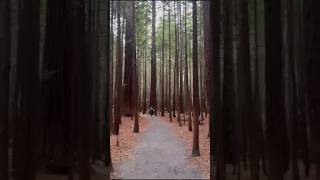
[0,0,320,179]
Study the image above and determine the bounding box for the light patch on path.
[117,115,202,179]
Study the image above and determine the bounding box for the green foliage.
[136,1,152,61]
[111,1,202,67]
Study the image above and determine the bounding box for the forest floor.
[159,114,210,179]
[113,114,202,179]
[110,115,150,179]
[36,115,149,180]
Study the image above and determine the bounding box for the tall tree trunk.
[188,32,193,117]
[222,0,236,173]
[161,3,165,117]
[203,0,211,137]
[265,0,289,179]
[168,6,173,122]
[9,0,18,172]
[191,0,200,157]
[91,0,101,162]
[165,6,169,115]
[113,0,123,136]
[185,1,192,131]
[173,1,177,118]
[143,31,147,114]
[253,0,264,175]
[110,0,114,135]
[105,0,112,170]
[285,0,299,179]
[198,4,205,124]
[252,0,264,177]
[131,1,139,133]
[0,0,10,179]
[42,0,71,167]
[177,2,182,127]
[76,0,93,178]
[305,0,320,178]
[211,0,224,179]
[178,1,183,127]
[239,0,261,179]
[123,1,134,117]
[15,0,40,179]
[150,1,157,113]
[199,32,204,124]
[293,0,309,176]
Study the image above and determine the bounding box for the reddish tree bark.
[0,0,10,179]
[191,0,200,157]
[150,1,157,112]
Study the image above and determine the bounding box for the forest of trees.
[1,0,111,179]
[0,0,320,179]
[211,0,320,179]
[109,0,208,156]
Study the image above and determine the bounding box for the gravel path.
[117,115,202,179]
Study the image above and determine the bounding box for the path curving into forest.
[116,115,202,179]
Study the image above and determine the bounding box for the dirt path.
[116,115,202,179]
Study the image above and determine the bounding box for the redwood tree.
[203,0,211,137]
[191,0,200,157]
[168,4,173,122]
[178,1,183,127]
[184,1,192,131]
[15,0,40,179]
[131,1,139,133]
[123,0,134,116]
[265,0,289,179]
[305,0,320,177]
[161,3,165,116]
[105,0,112,170]
[113,1,123,136]
[211,0,223,178]
[150,1,157,112]
[0,0,10,179]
